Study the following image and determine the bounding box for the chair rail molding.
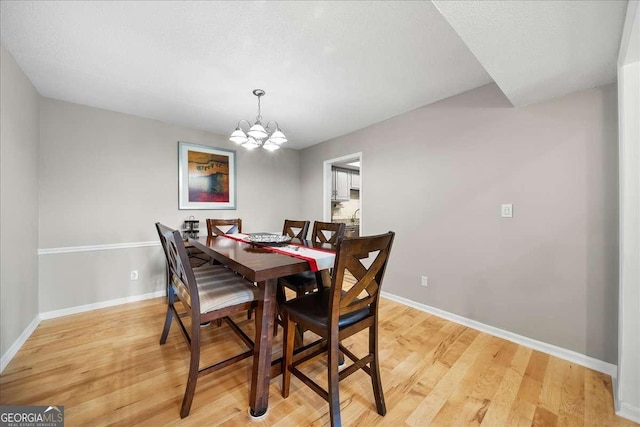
[38,241,160,255]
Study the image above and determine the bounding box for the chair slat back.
[157,223,200,317]
[155,222,172,268]
[283,219,310,239]
[312,221,346,244]
[329,232,395,322]
[207,218,242,236]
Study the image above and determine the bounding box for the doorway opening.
[323,152,362,237]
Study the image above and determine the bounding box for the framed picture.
[178,141,236,210]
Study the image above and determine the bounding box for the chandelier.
[229,89,287,151]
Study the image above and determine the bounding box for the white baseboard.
[1,290,165,373]
[1,314,40,373]
[39,290,165,320]
[381,291,618,378]
[617,402,640,424]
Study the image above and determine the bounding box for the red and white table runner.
[221,233,335,272]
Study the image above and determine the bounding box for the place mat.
[221,233,335,272]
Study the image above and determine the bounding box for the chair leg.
[281,314,296,398]
[369,323,386,416]
[274,285,287,337]
[159,307,173,344]
[327,335,342,427]
[180,325,201,418]
[293,288,306,347]
[160,287,175,345]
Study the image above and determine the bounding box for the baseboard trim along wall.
[0,287,619,384]
[39,290,166,320]
[1,315,40,373]
[38,241,160,255]
[617,402,640,424]
[1,290,165,374]
[381,291,618,378]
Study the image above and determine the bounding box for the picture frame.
[178,141,237,210]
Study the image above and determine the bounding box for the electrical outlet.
[421,276,428,287]
[130,270,139,281]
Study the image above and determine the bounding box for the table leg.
[249,278,277,418]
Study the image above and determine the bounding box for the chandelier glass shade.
[229,89,287,151]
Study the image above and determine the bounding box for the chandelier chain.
[256,95,262,122]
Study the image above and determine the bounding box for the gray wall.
[38,98,301,312]
[0,44,40,356]
[300,83,619,363]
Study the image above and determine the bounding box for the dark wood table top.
[189,235,310,281]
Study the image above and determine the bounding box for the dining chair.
[156,222,261,418]
[280,231,395,427]
[156,222,229,315]
[278,221,346,299]
[282,219,310,240]
[206,218,242,267]
[206,218,255,320]
[156,223,210,297]
[275,222,346,339]
[206,218,242,236]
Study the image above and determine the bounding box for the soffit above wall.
[433,0,628,107]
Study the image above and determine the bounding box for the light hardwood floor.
[0,297,635,427]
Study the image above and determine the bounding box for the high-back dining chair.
[205,218,243,274]
[281,231,395,427]
[156,222,260,418]
[275,221,347,339]
[278,221,346,298]
[283,219,310,240]
[206,218,242,236]
[311,221,346,245]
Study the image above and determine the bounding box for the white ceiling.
[0,1,628,149]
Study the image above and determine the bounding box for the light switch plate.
[501,204,513,218]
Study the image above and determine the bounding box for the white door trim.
[323,152,362,233]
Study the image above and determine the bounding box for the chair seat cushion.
[282,291,369,330]
[280,270,317,291]
[172,267,260,314]
[193,264,223,280]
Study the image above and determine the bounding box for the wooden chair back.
[283,219,310,239]
[155,222,173,270]
[206,218,242,236]
[312,221,346,244]
[157,223,201,322]
[329,231,395,323]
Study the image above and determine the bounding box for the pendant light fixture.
[229,89,287,151]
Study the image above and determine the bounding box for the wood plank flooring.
[0,297,635,427]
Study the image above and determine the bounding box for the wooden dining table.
[188,234,334,418]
